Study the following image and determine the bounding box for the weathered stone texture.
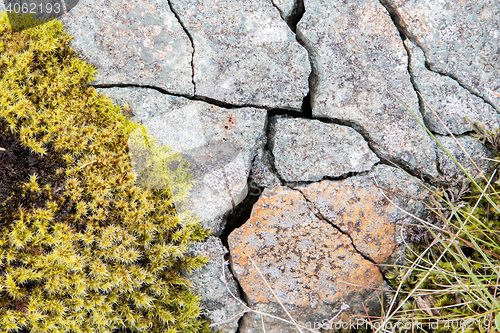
[298,0,437,176]
[406,41,500,135]
[228,187,384,333]
[170,0,310,109]
[182,237,246,333]
[436,135,494,179]
[394,0,500,110]
[250,148,282,189]
[271,0,296,21]
[61,0,194,95]
[296,165,425,266]
[268,116,379,182]
[99,87,266,235]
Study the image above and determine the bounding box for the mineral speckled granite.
[269,116,379,182]
[296,0,438,176]
[5,0,499,331]
[170,0,310,108]
[393,0,500,111]
[61,0,195,95]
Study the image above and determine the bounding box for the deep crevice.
[378,0,498,112]
[92,83,269,110]
[166,0,196,94]
[219,184,260,251]
[292,187,385,274]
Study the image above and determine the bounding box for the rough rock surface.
[296,165,425,266]
[268,116,379,182]
[61,0,194,95]
[436,135,494,179]
[250,148,282,189]
[228,186,385,333]
[169,0,310,109]
[99,87,267,235]
[270,0,296,22]
[297,0,437,176]
[182,237,246,333]
[394,0,500,110]
[406,41,500,135]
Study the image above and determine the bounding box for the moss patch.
[0,11,210,333]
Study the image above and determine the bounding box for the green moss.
[0,11,210,332]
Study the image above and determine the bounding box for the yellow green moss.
[0,11,210,333]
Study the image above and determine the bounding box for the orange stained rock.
[299,178,398,264]
[228,186,382,312]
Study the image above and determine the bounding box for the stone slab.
[99,87,267,236]
[228,186,385,333]
[170,0,310,109]
[406,40,500,135]
[394,0,500,110]
[61,0,194,95]
[298,0,437,176]
[436,135,494,179]
[182,237,246,333]
[268,116,379,182]
[297,164,425,266]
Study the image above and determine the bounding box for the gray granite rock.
[406,41,500,135]
[182,237,246,333]
[169,0,310,109]
[394,0,500,111]
[61,0,194,95]
[436,135,494,179]
[268,116,379,182]
[250,148,282,189]
[270,0,296,21]
[99,87,267,236]
[298,0,437,176]
[228,186,386,333]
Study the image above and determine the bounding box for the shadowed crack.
[166,0,196,94]
[92,83,269,109]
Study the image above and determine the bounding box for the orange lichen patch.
[228,186,382,319]
[223,114,236,130]
[299,178,398,264]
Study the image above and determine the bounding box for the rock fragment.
[268,116,379,182]
[228,186,385,333]
[99,87,267,235]
[436,135,494,179]
[394,0,500,110]
[61,0,194,95]
[298,0,437,176]
[406,41,500,135]
[169,0,310,109]
[182,237,246,333]
[250,148,282,189]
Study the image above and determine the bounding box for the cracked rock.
[169,0,310,109]
[61,0,194,95]
[271,0,296,22]
[99,87,267,236]
[436,135,494,179]
[181,237,246,333]
[250,148,282,189]
[296,164,426,267]
[298,0,437,176]
[228,186,386,333]
[406,41,500,135]
[268,116,379,182]
[393,0,500,110]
